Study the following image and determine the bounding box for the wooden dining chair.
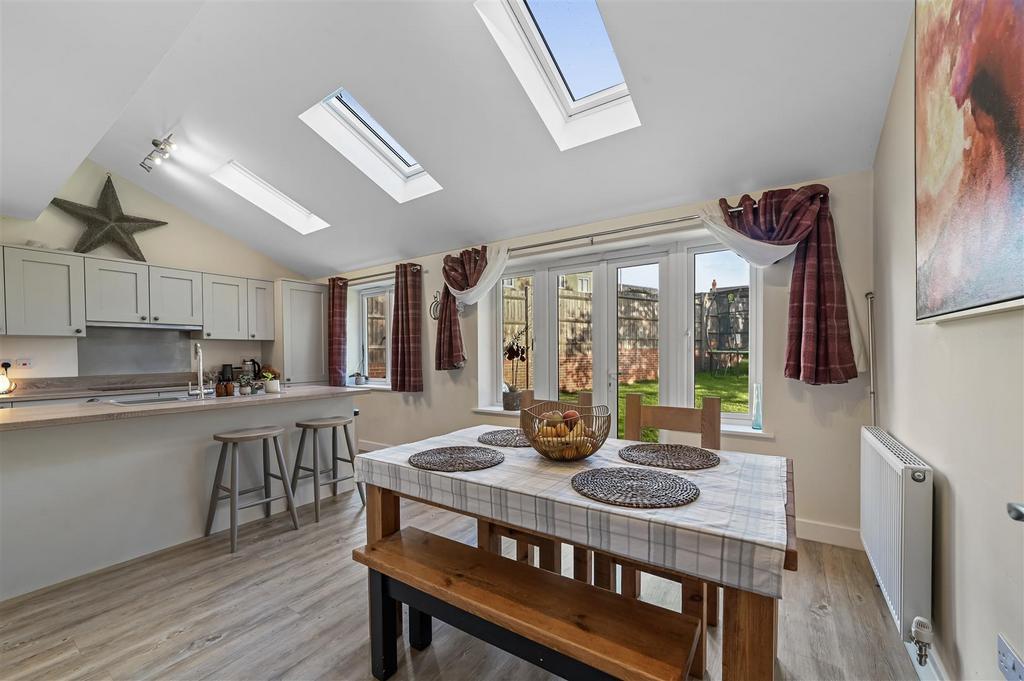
[621,393,722,677]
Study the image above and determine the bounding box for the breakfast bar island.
[0,385,368,600]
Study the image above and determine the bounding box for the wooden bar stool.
[291,416,364,522]
[204,425,300,553]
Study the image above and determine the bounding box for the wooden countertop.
[0,385,369,432]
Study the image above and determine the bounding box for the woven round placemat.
[570,467,700,508]
[409,446,504,472]
[477,428,531,448]
[618,444,720,470]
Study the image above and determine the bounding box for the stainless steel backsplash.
[77,327,192,376]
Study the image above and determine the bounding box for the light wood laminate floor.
[1,490,917,681]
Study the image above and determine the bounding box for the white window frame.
[486,233,764,431]
[323,92,424,180]
[298,91,442,204]
[359,285,393,387]
[474,0,641,151]
[504,0,630,118]
[496,271,543,402]
[684,241,763,427]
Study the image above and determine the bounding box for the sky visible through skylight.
[524,0,625,101]
[335,89,418,167]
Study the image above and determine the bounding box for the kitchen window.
[360,286,393,385]
[491,237,762,434]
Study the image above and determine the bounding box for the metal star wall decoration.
[49,175,167,261]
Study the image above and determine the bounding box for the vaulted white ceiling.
[0,1,203,218]
[4,0,912,278]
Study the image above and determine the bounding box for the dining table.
[354,424,797,681]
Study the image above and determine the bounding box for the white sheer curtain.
[444,245,510,307]
[701,203,868,373]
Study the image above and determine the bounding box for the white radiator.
[860,426,933,643]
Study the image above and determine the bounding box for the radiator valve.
[912,616,933,666]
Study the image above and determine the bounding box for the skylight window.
[327,89,420,175]
[475,0,639,150]
[523,0,625,101]
[300,86,441,203]
[210,161,328,235]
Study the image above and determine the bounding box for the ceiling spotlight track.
[139,134,178,173]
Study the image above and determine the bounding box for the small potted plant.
[261,366,282,393]
[502,331,529,411]
[238,373,253,395]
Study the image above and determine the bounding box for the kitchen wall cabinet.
[3,247,86,337]
[269,280,328,385]
[149,267,203,326]
[202,274,248,340]
[1,245,280,341]
[247,279,274,341]
[84,258,150,324]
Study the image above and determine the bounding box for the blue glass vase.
[752,383,763,431]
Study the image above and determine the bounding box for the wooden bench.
[352,527,702,681]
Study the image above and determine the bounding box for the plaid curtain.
[719,184,858,385]
[435,246,489,370]
[391,263,423,391]
[327,277,348,386]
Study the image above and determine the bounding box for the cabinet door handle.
[74,328,82,334]
[1010,502,1024,521]
[141,315,147,321]
[251,333,255,338]
[153,316,160,321]
[206,332,211,337]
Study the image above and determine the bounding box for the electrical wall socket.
[14,358,32,369]
[999,634,1024,681]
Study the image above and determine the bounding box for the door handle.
[1009,502,1024,522]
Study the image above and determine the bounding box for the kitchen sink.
[109,396,190,406]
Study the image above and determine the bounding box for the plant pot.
[239,385,252,395]
[264,379,281,393]
[352,375,367,386]
[502,390,522,411]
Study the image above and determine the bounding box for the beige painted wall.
[873,25,1024,680]
[0,159,300,377]
[340,168,875,549]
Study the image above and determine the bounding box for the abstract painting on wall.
[915,0,1023,320]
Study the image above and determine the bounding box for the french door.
[544,254,667,439]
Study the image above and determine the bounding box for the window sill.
[473,406,774,439]
[473,405,521,417]
[721,423,774,440]
[356,384,392,392]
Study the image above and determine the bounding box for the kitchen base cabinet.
[0,388,362,600]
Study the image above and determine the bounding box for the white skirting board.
[906,642,949,681]
[795,518,863,550]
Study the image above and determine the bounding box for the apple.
[541,410,564,427]
[562,409,580,430]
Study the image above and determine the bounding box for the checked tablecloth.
[355,425,790,598]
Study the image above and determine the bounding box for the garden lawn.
[560,361,749,442]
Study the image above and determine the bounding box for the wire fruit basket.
[521,400,611,462]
